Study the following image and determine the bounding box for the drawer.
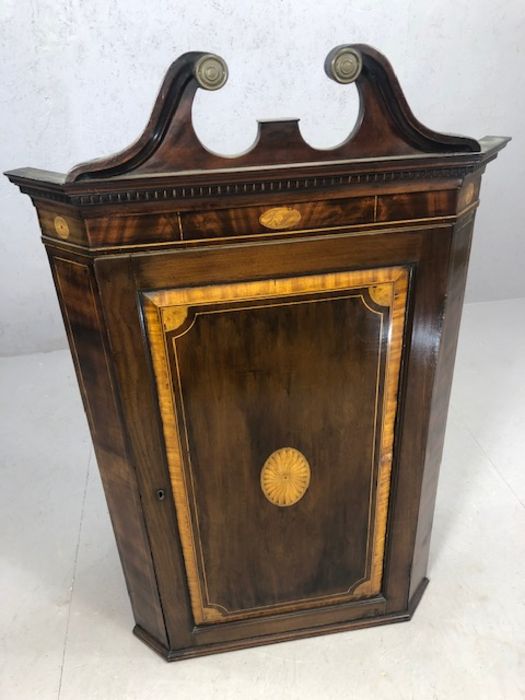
[179,189,456,241]
[40,190,458,250]
[376,190,455,222]
[180,197,376,240]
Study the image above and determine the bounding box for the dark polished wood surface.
[5,43,508,660]
[165,288,388,618]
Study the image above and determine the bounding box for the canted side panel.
[50,254,168,646]
[409,212,477,598]
[143,267,408,625]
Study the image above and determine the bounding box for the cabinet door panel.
[142,267,408,624]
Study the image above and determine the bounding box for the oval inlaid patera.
[464,182,476,206]
[259,206,302,230]
[260,447,311,507]
[54,215,70,239]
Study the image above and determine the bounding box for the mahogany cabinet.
[6,45,509,660]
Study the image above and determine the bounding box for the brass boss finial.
[326,46,363,84]
[194,54,228,91]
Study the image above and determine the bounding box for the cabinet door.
[142,265,408,625]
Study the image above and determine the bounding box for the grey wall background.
[1,0,522,356]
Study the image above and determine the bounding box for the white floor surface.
[1,298,524,699]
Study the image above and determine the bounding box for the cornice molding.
[12,163,482,208]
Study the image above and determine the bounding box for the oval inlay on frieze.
[54,215,70,239]
[259,206,302,230]
[260,447,311,507]
[464,182,476,206]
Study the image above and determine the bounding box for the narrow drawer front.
[180,197,376,240]
[376,190,455,222]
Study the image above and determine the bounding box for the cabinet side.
[409,201,478,599]
[47,249,168,646]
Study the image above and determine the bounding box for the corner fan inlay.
[260,448,311,507]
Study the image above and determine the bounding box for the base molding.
[133,578,429,662]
